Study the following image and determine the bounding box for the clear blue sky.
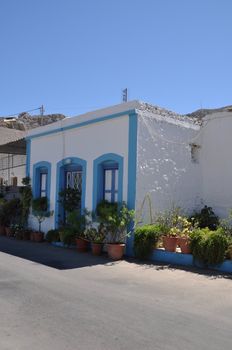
[0,0,231,116]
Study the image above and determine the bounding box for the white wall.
[29,115,129,232]
[136,112,202,223]
[199,111,232,218]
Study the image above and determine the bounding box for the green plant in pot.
[4,198,22,237]
[173,216,194,254]
[32,197,53,242]
[96,200,134,260]
[66,210,88,252]
[86,223,106,256]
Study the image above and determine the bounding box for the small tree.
[96,201,134,243]
[32,197,53,232]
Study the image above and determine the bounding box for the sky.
[0,0,232,117]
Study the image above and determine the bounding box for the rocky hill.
[0,112,66,131]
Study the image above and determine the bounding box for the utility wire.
[1,107,41,118]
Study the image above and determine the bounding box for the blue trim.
[126,113,138,256]
[26,109,137,140]
[92,153,123,211]
[32,161,52,210]
[55,157,87,228]
[26,139,31,177]
[151,249,232,274]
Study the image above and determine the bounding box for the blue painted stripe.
[26,109,137,140]
[126,113,138,256]
[26,139,31,177]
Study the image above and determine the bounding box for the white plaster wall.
[29,115,129,232]
[136,112,202,223]
[199,111,232,218]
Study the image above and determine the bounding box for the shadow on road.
[128,257,232,280]
[0,236,110,270]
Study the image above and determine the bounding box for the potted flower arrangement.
[176,216,193,254]
[96,201,134,260]
[32,197,53,242]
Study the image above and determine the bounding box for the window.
[40,171,47,197]
[93,153,123,211]
[103,164,119,203]
[33,162,51,204]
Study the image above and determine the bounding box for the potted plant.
[96,201,134,260]
[66,210,88,252]
[162,231,178,252]
[172,216,194,254]
[32,197,53,242]
[86,223,106,256]
[3,198,22,237]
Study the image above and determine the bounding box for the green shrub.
[191,206,219,230]
[60,228,76,246]
[134,225,163,259]
[190,228,228,265]
[46,229,60,243]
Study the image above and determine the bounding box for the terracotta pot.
[33,231,44,242]
[91,243,103,256]
[107,243,125,260]
[76,238,88,252]
[5,227,13,237]
[0,225,6,235]
[162,236,178,252]
[178,237,191,254]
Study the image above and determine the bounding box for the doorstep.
[151,248,232,274]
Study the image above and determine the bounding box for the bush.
[190,228,229,265]
[59,228,76,246]
[191,206,219,230]
[134,225,163,259]
[46,229,60,243]
[4,198,22,226]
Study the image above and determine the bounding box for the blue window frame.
[93,153,123,211]
[103,164,119,203]
[33,161,51,209]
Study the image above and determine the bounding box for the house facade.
[26,101,232,255]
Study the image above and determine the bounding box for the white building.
[26,101,232,255]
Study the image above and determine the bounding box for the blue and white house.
[26,100,232,255]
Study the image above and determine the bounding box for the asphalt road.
[0,237,231,350]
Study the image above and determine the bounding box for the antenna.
[40,105,45,116]
[122,88,128,103]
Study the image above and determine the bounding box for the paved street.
[0,237,231,350]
